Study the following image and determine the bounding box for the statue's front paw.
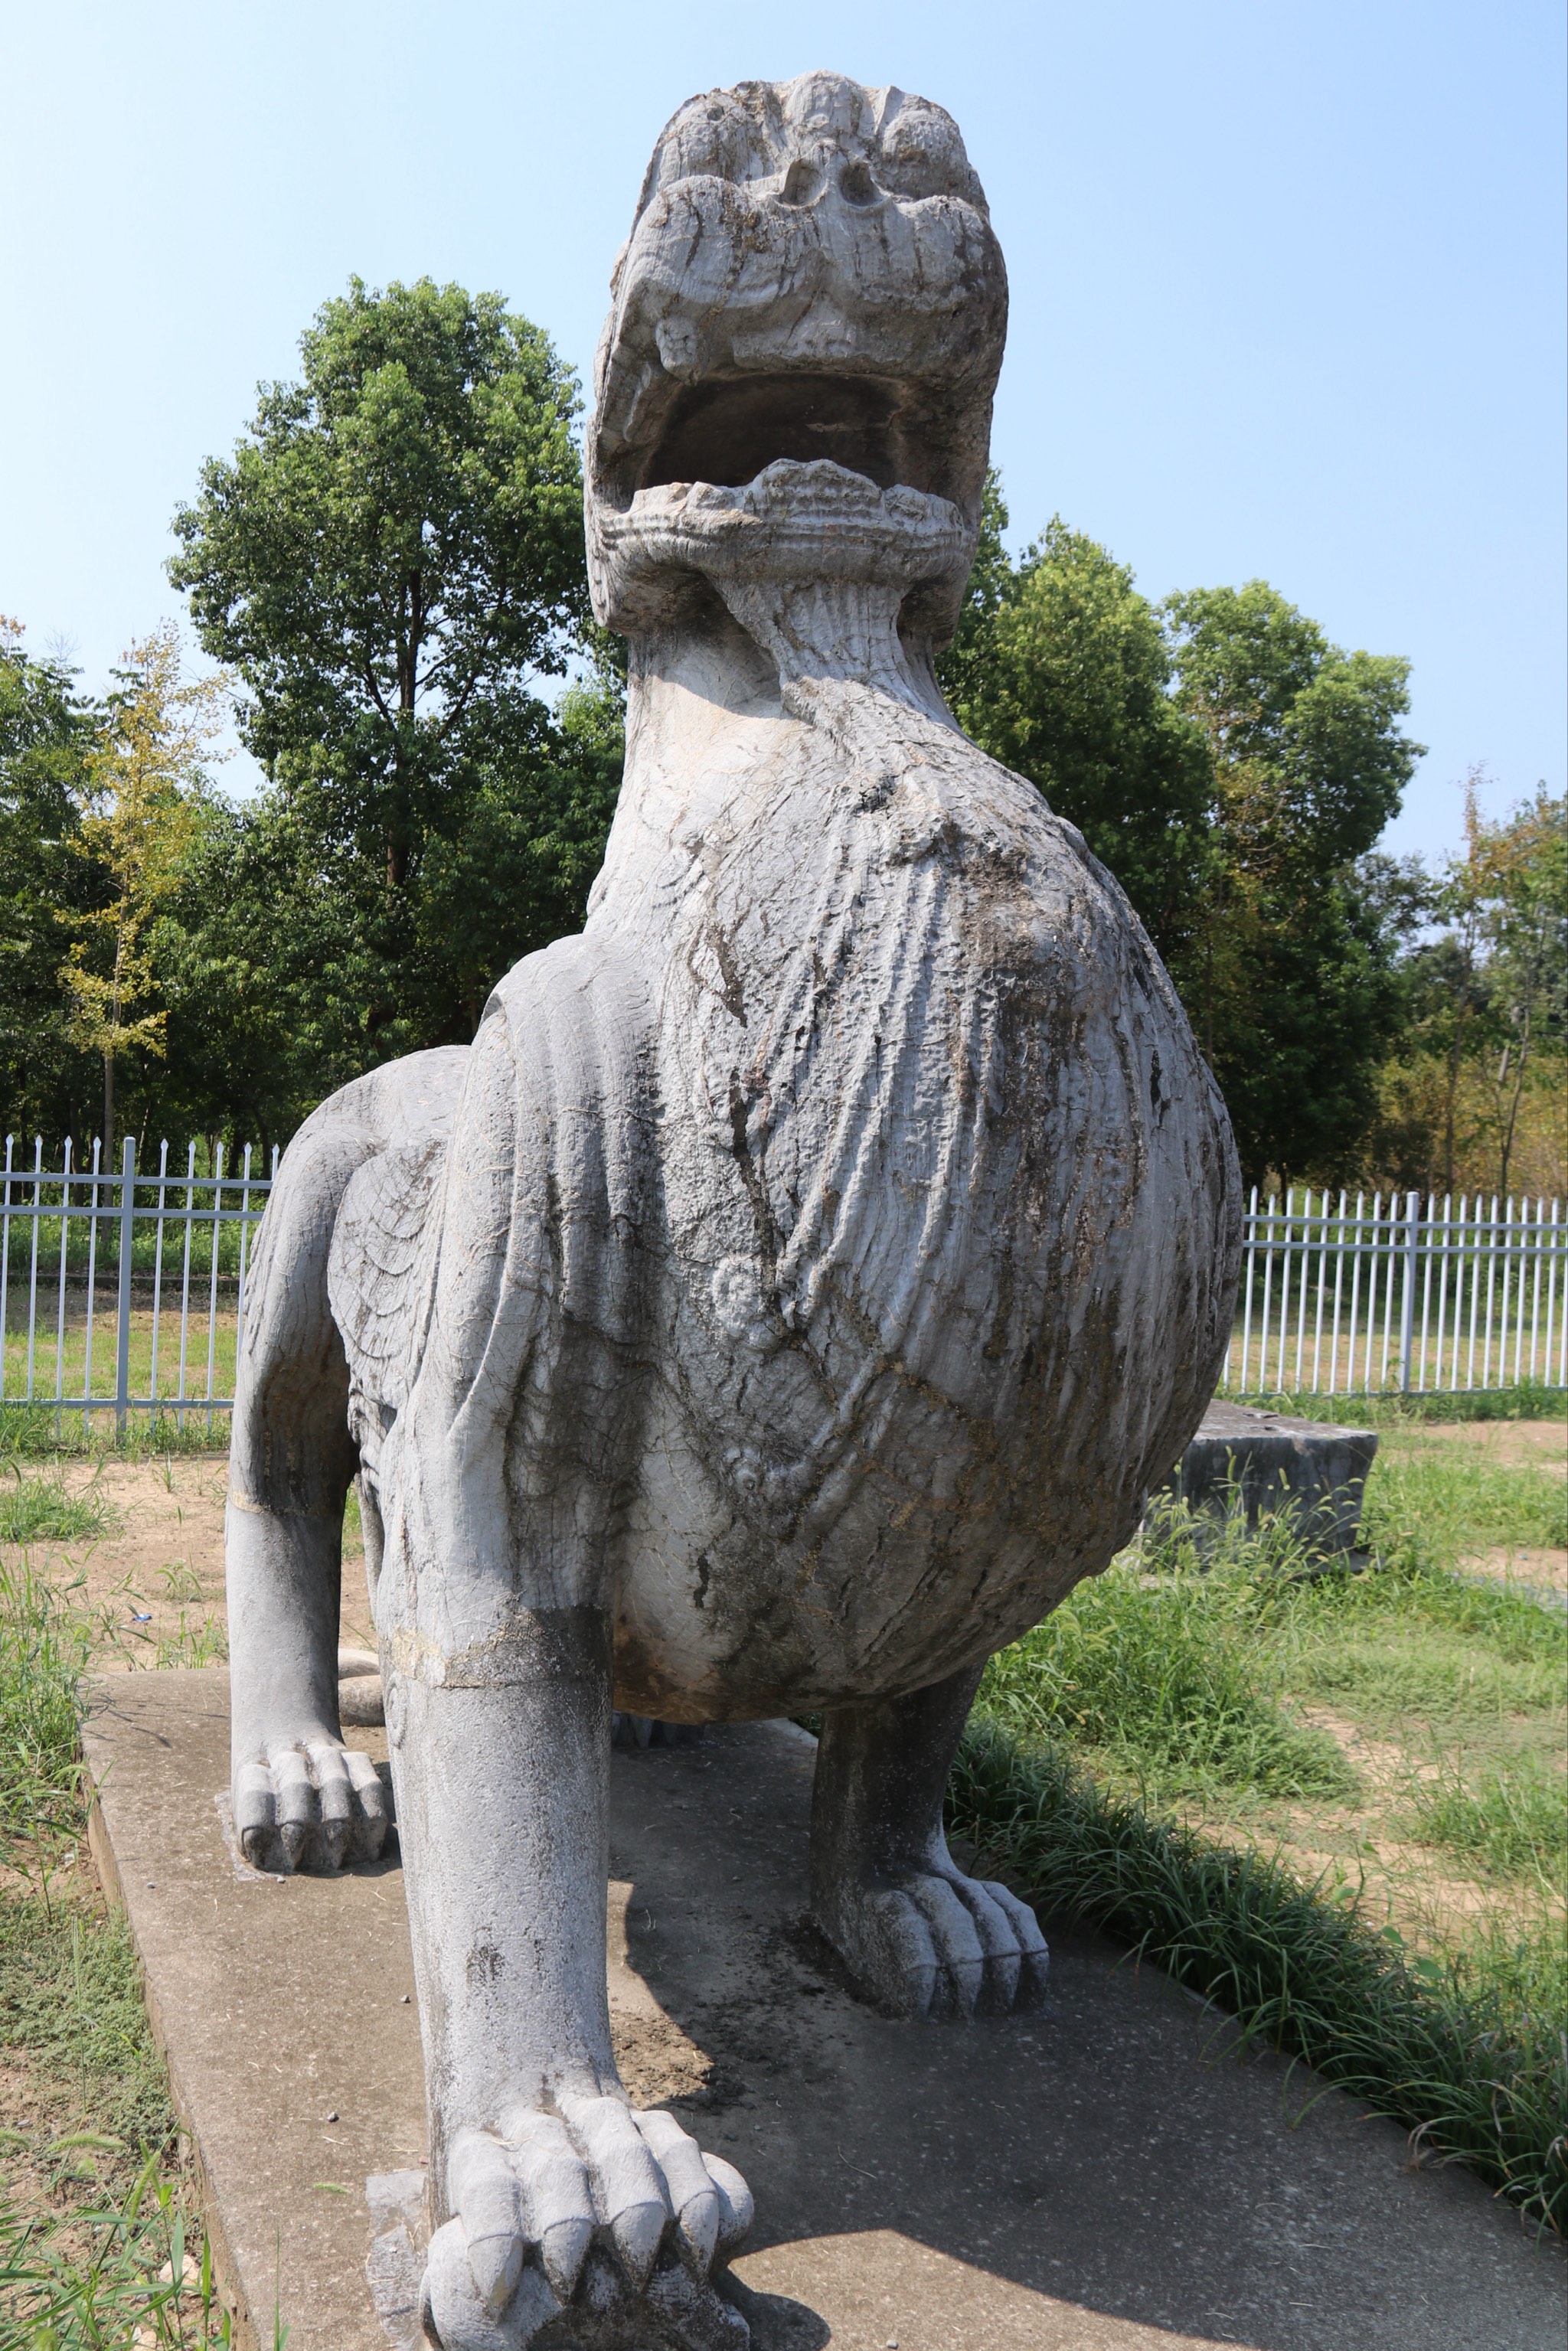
[420,2099,752,2348]
[233,1737,390,1872]
[825,1866,1050,2020]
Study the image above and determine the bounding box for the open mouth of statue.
[633,371,948,504]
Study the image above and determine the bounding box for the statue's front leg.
[379,1004,750,2347]
[809,1667,1050,2020]
[389,1604,751,2349]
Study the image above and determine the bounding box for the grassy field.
[0,1564,234,2346]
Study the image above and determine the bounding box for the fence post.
[1398,1187,1420,1393]
[115,1135,136,1438]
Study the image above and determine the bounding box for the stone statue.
[224,70,1240,2349]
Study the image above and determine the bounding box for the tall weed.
[985,1509,1353,1804]
[0,2157,235,2347]
[1398,1752,1568,1892]
[0,1475,114,1549]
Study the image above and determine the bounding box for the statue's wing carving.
[327,1135,449,1447]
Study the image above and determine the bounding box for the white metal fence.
[0,1136,275,1433]
[1225,1189,1566,1397]
[2,1144,1563,1432]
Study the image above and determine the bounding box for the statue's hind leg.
[227,1124,390,1873]
[808,1667,1050,2020]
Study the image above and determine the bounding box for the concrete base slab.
[84,1671,1563,2351]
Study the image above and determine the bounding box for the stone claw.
[231,1736,391,1874]
[426,2102,752,2348]
[822,1854,1050,2020]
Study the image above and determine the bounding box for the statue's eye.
[876,103,973,202]
[657,102,754,190]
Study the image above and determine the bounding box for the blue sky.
[2,0,1562,864]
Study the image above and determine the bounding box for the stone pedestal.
[1152,1400,1379,1555]
[83,1670,1558,2351]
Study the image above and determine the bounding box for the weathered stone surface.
[222,73,1242,2346]
[86,1671,1564,2351]
[1153,1401,1379,1556]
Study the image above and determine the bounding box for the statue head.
[586,73,1008,660]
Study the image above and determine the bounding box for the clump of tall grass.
[948,1719,1568,2234]
[0,1470,116,1549]
[0,1561,93,1891]
[1398,1752,1568,1892]
[1283,1510,1567,1724]
[1361,1448,1567,1566]
[982,1505,1354,1806]
[0,2157,237,2346]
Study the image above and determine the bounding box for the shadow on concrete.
[609,1726,1564,2351]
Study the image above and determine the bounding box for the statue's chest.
[641,753,1086,1493]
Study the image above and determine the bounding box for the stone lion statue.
[224,70,1240,2349]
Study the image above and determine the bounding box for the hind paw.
[234,1736,390,1873]
[822,1860,1049,2020]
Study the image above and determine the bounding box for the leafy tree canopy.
[59,623,227,1154]
[1161,580,1423,1182]
[170,277,587,845]
[164,278,616,1111]
[0,619,102,1142]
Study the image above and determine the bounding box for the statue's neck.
[621,565,956,786]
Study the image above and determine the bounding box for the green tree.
[1161,582,1423,1182]
[1461,781,1566,1195]
[57,625,226,1157]
[168,277,597,1066]
[151,676,624,1148]
[939,489,1214,964]
[0,619,103,1143]
[940,501,1423,1182]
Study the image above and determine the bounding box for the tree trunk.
[103,1053,115,1167]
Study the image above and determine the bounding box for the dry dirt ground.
[1389,1417,1566,1471]
[1,1452,376,1665]
[8,1429,1560,1641]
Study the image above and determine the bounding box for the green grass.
[0,1564,230,2342]
[0,1409,228,1463]
[947,1720,1568,2235]
[1234,1382,1567,1425]
[0,2160,235,2346]
[1361,1448,1566,1563]
[0,1561,93,1887]
[982,1468,1567,1791]
[982,1526,1354,1807]
[1282,1468,1567,1724]
[966,1437,1568,2232]
[0,1306,242,1441]
[0,1904,172,2157]
[0,1474,116,1549]
[1398,1752,1568,1892]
